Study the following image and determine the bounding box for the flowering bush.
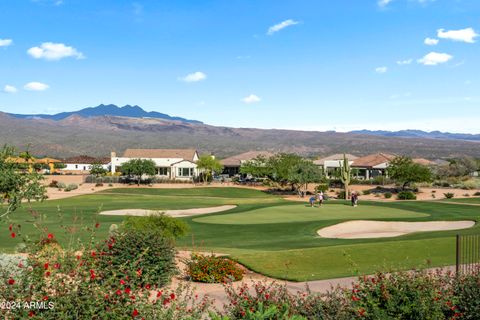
[187,254,244,283]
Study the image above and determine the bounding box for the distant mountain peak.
[6,104,203,124]
[350,129,480,142]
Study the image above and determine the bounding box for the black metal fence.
[456,234,480,274]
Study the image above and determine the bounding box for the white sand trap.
[317,220,475,239]
[99,205,236,218]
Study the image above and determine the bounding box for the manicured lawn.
[441,197,480,204]
[2,187,479,281]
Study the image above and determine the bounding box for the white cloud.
[27,42,85,61]
[424,37,439,45]
[378,0,393,8]
[417,52,453,66]
[267,19,299,35]
[375,66,388,73]
[242,94,261,104]
[3,85,18,94]
[179,71,207,83]
[437,27,478,43]
[24,82,49,91]
[0,39,13,47]
[396,59,412,65]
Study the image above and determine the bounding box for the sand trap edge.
[99,205,237,218]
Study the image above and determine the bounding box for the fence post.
[456,234,461,275]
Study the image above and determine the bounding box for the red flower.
[44,262,49,270]
[8,278,15,285]
[145,284,151,289]
[358,308,366,317]
[95,223,100,228]
[265,294,270,299]
[8,224,12,231]
[43,296,49,301]
[125,287,131,294]
[91,251,96,257]
[76,255,81,260]
[163,298,170,305]
[116,289,122,296]
[105,294,109,299]
[130,295,136,300]
[11,232,16,238]
[28,311,35,317]
[45,271,51,277]
[156,291,163,297]
[132,309,139,317]
[18,262,23,268]
[352,296,360,301]
[90,274,96,280]
[120,279,126,285]
[170,293,176,300]
[54,263,61,269]
[47,233,54,239]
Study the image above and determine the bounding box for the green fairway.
[2,187,479,281]
[193,203,428,224]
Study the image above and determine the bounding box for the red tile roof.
[352,153,396,168]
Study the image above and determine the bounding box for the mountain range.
[1,104,479,159]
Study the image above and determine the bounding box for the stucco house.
[110,149,200,181]
[313,153,358,178]
[220,151,275,177]
[62,156,111,174]
[351,153,396,179]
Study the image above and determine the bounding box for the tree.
[196,155,223,184]
[387,156,432,190]
[120,159,156,185]
[288,160,323,195]
[240,155,272,178]
[268,153,304,189]
[90,163,107,177]
[0,145,47,218]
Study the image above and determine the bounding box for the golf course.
[3,187,479,281]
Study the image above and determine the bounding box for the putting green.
[193,203,428,225]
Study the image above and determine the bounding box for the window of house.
[178,167,194,177]
[75,165,78,169]
[158,167,169,176]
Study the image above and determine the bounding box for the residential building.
[351,153,396,179]
[62,156,111,174]
[313,154,358,178]
[220,151,275,177]
[110,149,200,180]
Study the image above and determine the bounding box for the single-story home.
[351,153,396,179]
[110,149,200,181]
[313,153,358,178]
[62,156,111,174]
[220,151,275,177]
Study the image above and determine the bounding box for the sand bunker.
[317,220,475,239]
[99,205,236,218]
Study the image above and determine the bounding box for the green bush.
[123,214,189,240]
[315,184,329,193]
[444,192,455,199]
[56,182,66,189]
[384,192,392,199]
[362,190,371,195]
[460,180,480,190]
[187,254,244,283]
[64,183,78,192]
[97,228,177,288]
[397,191,416,200]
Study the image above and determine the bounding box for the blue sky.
[0,0,479,133]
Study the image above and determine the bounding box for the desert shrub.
[348,271,455,320]
[187,254,243,283]
[384,192,392,199]
[460,180,480,190]
[97,228,177,288]
[48,180,59,188]
[444,192,455,199]
[337,190,350,199]
[362,190,371,195]
[397,191,416,200]
[56,182,66,189]
[474,191,480,196]
[123,214,189,240]
[64,183,78,192]
[95,183,104,187]
[108,183,113,187]
[315,184,329,193]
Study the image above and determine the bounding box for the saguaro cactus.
[339,153,351,199]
